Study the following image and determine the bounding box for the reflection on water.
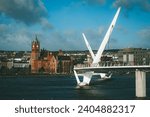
[0,75,150,100]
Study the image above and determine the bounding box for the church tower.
[31,36,40,60]
[31,36,40,73]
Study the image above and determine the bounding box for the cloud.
[83,0,105,5]
[0,23,33,50]
[79,0,105,6]
[138,27,150,40]
[40,18,53,30]
[138,27,150,48]
[38,28,106,51]
[113,0,150,12]
[42,30,85,50]
[0,0,48,25]
[116,25,128,34]
[108,37,119,49]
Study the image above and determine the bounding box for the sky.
[0,0,150,51]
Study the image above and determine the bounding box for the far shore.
[0,73,74,78]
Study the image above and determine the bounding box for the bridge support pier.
[135,69,146,98]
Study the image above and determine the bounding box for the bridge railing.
[74,63,150,69]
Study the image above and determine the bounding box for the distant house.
[7,61,13,69]
[0,61,1,69]
[13,61,30,68]
[0,60,7,68]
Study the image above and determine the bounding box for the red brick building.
[31,37,57,74]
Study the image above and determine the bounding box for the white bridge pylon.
[82,33,112,79]
[82,33,95,60]
[74,7,121,87]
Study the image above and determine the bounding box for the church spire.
[35,35,39,43]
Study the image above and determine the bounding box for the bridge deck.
[74,65,150,72]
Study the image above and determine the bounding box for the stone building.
[118,48,150,65]
[57,50,73,74]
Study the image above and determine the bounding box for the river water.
[0,75,150,100]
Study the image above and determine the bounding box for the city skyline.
[0,0,150,51]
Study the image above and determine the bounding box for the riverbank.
[0,73,74,78]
